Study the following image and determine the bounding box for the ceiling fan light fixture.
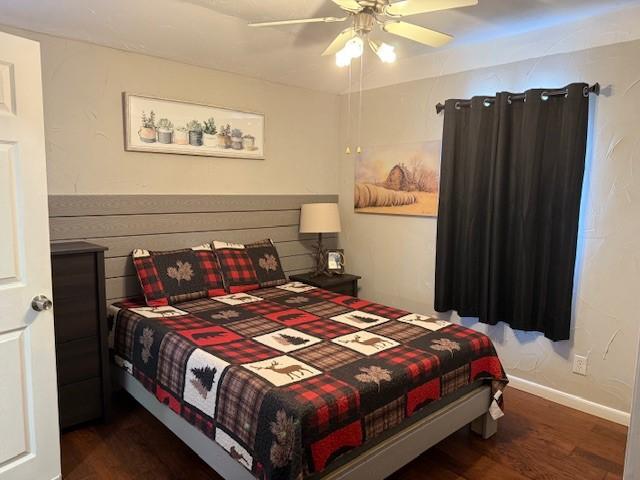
[373,41,397,63]
[335,49,352,67]
[344,36,364,59]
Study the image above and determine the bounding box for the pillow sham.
[212,239,287,292]
[132,243,225,306]
[244,239,288,288]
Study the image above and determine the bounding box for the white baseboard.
[507,375,630,426]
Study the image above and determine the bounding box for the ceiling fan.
[248,0,478,66]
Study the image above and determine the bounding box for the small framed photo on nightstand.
[327,249,345,274]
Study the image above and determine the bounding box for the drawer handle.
[32,295,53,312]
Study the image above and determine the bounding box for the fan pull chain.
[356,50,364,154]
[345,61,352,155]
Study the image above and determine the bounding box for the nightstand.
[51,241,110,429]
[289,273,361,297]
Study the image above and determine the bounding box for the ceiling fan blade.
[321,29,356,56]
[383,21,452,47]
[249,16,347,27]
[386,0,477,17]
[332,0,363,11]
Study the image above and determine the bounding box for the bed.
[49,193,507,480]
[108,282,507,480]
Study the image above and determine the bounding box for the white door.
[0,31,61,480]
[625,336,640,479]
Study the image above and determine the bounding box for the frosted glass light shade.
[299,203,342,234]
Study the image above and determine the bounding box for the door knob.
[31,295,53,312]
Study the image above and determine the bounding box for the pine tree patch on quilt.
[109,283,509,480]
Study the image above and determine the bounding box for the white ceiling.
[1,0,639,93]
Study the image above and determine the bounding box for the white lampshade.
[299,203,342,234]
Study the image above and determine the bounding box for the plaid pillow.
[213,241,260,293]
[244,239,287,288]
[132,244,226,306]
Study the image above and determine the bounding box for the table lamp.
[299,203,341,277]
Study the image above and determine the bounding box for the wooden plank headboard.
[48,194,338,303]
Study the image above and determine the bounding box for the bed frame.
[115,368,496,480]
[49,194,498,480]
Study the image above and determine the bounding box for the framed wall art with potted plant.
[123,93,265,159]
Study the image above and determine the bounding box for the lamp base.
[311,232,335,278]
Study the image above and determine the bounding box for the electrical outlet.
[573,355,588,376]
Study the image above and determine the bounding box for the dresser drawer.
[52,295,98,343]
[56,337,101,386]
[51,241,110,429]
[51,253,97,298]
[58,377,103,429]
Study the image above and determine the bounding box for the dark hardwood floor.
[61,388,627,480]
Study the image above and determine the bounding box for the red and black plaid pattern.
[242,300,284,316]
[132,255,166,306]
[363,396,405,440]
[155,314,211,331]
[441,364,470,396]
[174,297,224,313]
[360,302,410,320]
[301,301,350,318]
[214,246,259,293]
[264,308,320,327]
[110,284,508,480]
[194,250,226,297]
[369,321,428,343]
[207,339,280,364]
[216,366,268,447]
[114,311,140,360]
[181,404,215,440]
[285,375,360,437]
[296,318,358,340]
[444,323,493,355]
[134,368,155,393]
[251,286,291,300]
[306,288,343,301]
[113,298,147,309]
[132,246,226,306]
[157,332,195,396]
[378,346,441,383]
[292,343,362,371]
[226,317,281,337]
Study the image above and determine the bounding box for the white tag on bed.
[489,390,504,420]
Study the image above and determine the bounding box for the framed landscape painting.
[123,93,265,159]
[354,140,441,217]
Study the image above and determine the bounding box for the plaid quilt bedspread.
[108,282,507,480]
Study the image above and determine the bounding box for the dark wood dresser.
[289,272,361,297]
[51,241,110,429]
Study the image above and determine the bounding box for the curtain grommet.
[507,95,512,105]
[483,98,493,107]
[541,91,549,101]
[455,101,461,110]
[583,86,589,97]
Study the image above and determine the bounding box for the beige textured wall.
[5,25,639,414]
[2,27,340,195]
[339,40,640,413]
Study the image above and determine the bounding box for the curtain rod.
[435,83,600,115]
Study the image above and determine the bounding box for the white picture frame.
[123,93,265,160]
